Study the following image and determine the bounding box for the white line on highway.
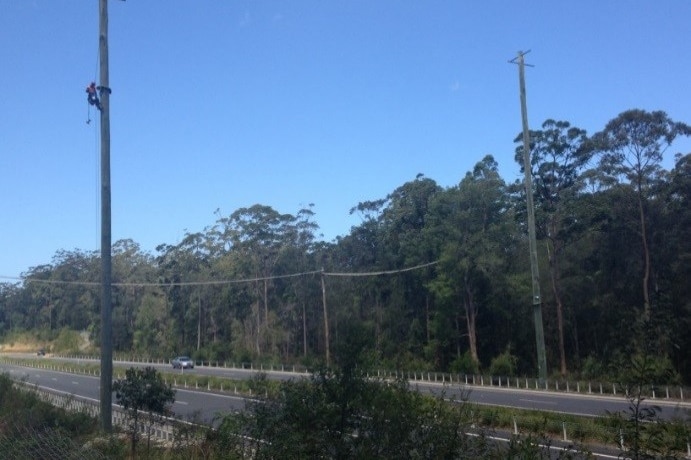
[72,381,79,385]
[174,388,249,402]
[175,401,188,405]
[518,398,557,405]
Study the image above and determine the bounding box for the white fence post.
[619,429,625,451]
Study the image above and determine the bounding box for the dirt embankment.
[0,341,41,353]
[0,331,92,354]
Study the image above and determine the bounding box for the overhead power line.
[0,261,439,288]
[324,261,438,277]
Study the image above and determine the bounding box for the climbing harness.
[85,83,112,124]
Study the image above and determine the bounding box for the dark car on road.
[171,356,194,369]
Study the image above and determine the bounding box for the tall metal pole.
[511,51,547,381]
[98,0,113,432]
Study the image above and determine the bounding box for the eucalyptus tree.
[427,156,511,367]
[375,175,442,364]
[214,204,312,357]
[379,175,442,266]
[110,239,158,351]
[657,153,691,381]
[176,231,215,353]
[210,246,256,359]
[0,284,9,332]
[155,243,188,351]
[19,264,55,331]
[48,249,100,332]
[155,231,212,355]
[132,292,171,356]
[514,119,592,375]
[569,181,646,363]
[592,110,691,318]
[0,282,22,333]
[329,209,386,361]
[337,177,441,367]
[278,205,321,358]
[11,250,99,335]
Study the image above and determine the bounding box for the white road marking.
[519,398,557,405]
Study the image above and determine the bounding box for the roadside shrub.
[489,350,518,377]
[450,351,480,375]
[200,342,232,363]
[191,349,208,363]
[113,366,176,458]
[580,354,606,380]
[53,328,82,354]
[0,373,99,439]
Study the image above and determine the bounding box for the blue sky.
[1,1,690,279]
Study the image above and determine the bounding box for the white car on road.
[171,356,194,369]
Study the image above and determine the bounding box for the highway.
[0,362,244,424]
[1,356,689,423]
[3,357,689,459]
[415,381,690,421]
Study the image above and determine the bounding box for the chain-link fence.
[0,423,110,460]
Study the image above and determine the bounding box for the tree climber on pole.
[86,82,102,111]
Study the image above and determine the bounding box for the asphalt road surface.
[0,363,244,424]
[3,358,689,459]
[1,356,689,423]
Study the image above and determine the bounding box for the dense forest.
[1,109,690,383]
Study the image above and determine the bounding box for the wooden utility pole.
[321,269,330,366]
[510,50,547,381]
[98,0,113,432]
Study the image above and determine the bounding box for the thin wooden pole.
[512,50,547,381]
[321,269,330,366]
[99,0,113,433]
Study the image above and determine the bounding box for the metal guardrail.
[50,353,691,402]
[7,365,691,458]
[3,353,690,407]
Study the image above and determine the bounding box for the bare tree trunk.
[254,280,261,355]
[464,277,479,365]
[302,301,307,357]
[426,295,431,343]
[572,319,580,365]
[321,270,330,366]
[375,297,382,355]
[455,315,461,359]
[465,302,478,365]
[252,303,261,355]
[210,294,218,344]
[264,278,271,352]
[546,233,568,376]
[197,291,201,351]
[637,192,651,319]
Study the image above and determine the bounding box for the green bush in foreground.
[113,366,176,458]
[0,373,118,459]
